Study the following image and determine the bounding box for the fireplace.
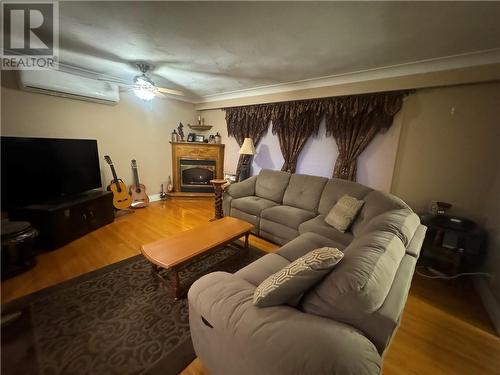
[180,159,216,192]
[170,141,224,198]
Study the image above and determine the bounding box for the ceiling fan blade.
[157,87,184,96]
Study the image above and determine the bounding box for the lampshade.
[238,138,256,155]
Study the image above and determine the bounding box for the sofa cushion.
[231,196,278,217]
[359,209,421,247]
[298,215,354,246]
[277,232,346,262]
[255,169,291,203]
[301,231,406,324]
[283,174,328,212]
[225,175,257,199]
[235,253,290,286]
[324,195,365,232]
[318,178,372,215]
[350,190,410,236]
[253,247,343,307]
[261,205,316,229]
[260,220,299,245]
[231,208,260,235]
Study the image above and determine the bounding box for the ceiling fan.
[56,60,185,101]
[129,63,184,101]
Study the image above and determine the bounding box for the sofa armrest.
[225,175,257,199]
[188,272,381,375]
[406,224,427,258]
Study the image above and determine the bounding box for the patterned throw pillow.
[324,195,365,232]
[253,247,343,307]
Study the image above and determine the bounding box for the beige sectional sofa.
[188,169,426,374]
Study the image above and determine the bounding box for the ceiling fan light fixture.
[133,74,156,101]
[133,86,156,101]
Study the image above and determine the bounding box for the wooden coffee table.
[141,216,253,299]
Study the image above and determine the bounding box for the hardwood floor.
[2,200,499,374]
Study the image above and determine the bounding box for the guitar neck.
[109,164,121,192]
[132,166,140,186]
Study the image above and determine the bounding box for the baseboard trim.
[474,278,500,336]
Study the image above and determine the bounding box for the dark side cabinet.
[11,190,114,249]
[419,213,486,276]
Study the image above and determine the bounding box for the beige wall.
[1,73,196,196]
[390,82,500,327]
[391,82,500,222]
[481,164,500,299]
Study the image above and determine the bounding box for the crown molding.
[195,48,500,105]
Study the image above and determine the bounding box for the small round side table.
[210,179,227,221]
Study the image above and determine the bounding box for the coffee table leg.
[244,232,249,249]
[174,269,182,300]
[150,263,182,300]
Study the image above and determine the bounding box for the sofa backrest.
[301,230,406,332]
[283,174,328,212]
[255,169,291,203]
[318,178,372,216]
[350,191,410,236]
[358,208,420,247]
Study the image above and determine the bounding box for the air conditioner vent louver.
[19,70,120,105]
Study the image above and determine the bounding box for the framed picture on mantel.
[195,135,205,142]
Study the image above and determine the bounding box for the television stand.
[11,190,114,250]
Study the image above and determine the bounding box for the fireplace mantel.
[169,141,225,198]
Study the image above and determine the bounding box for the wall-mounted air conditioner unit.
[19,69,120,105]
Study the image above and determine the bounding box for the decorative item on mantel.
[171,129,179,142]
[177,122,185,141]
[238,138,256,182]
[215,132,221,144]
[188,123,213,131]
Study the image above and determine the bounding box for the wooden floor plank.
[2,199,498,374]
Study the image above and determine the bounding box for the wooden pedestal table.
[141,217,253,299]
[210,179,227,220]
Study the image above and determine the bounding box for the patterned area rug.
[1,244,265,375]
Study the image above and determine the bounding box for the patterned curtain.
[324,91,408,181]
[224,105,273,177]
[271,100,323,173]
[224,90,409,179]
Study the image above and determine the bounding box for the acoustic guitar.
[104,155,132,210]
[129,159,149,208]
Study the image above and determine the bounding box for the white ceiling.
[58,2,500,101]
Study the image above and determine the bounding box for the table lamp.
[238,138,256,181]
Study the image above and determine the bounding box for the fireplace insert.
[180,159,216,192]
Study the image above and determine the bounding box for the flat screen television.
[1,136,102,210]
